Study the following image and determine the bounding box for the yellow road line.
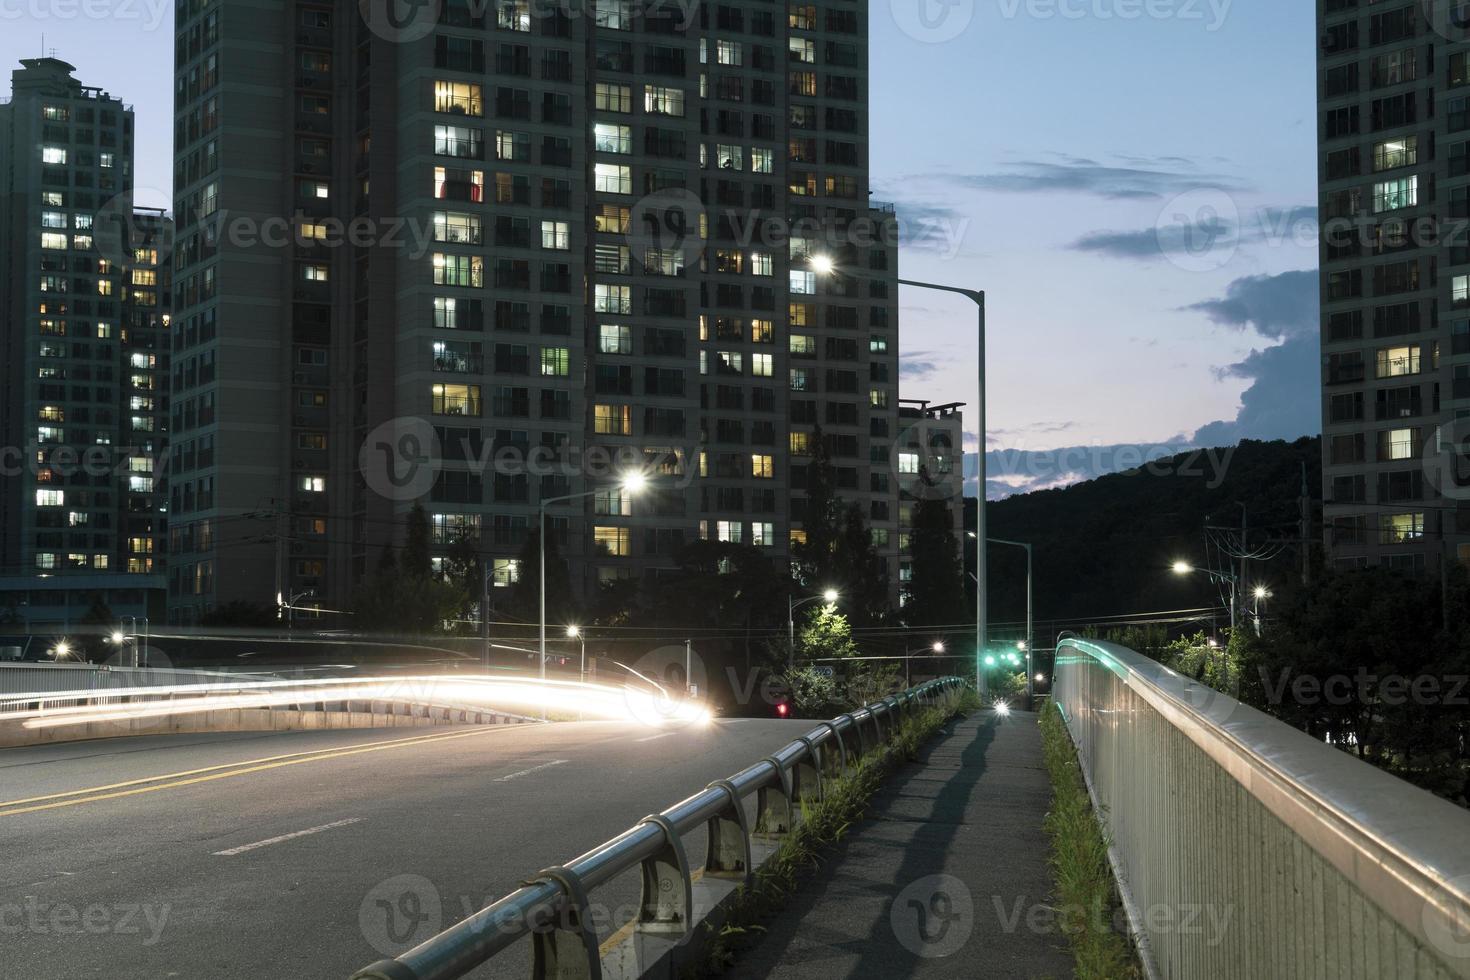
[0,726,520,817]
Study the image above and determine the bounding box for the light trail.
[0,675,712,731]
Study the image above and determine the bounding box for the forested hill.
[973,437,1322,627]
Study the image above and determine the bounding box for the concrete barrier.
[0,702,536,749]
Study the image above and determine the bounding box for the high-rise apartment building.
[0,58,169,626]
[1317,2,1470,572]
[168,0,909,622]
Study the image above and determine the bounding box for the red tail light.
[776,703,789,717]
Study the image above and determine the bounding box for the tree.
[401,502,433,581]
[442,534,483,631]
[793,424,842,587]
[507,527,574,626]
[797,604,858,662]
[834,504,888,626]
[904,497,968,630]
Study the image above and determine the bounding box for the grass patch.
[1039,704,1142,980]
[690,687,976,976]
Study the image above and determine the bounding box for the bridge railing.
[1053,636,1470,980]
[350,676,968,980]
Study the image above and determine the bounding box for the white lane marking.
[634,732,676,743]
[213,817,363,856]
[493,759,569,782]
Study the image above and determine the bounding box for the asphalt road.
[0,718,813,979]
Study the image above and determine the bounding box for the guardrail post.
[530,866,602,980]
[636,815,692,935]
[755,757,794,835]
[792,736,823,807]
[835,713,866,757]
[703,779,753,885]
[814,722,846,780]
[869,705,886,743]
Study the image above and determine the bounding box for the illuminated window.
[599,324,632,353]
[1375,345,1420,377]
[644,85,685,116]
[594,525,631,556]
[751,454,774,478]
[594,163,632,195]
[594,123,632,154]
[434,80,483,116]
[298,475,326,493]
[432,383,482,416]
[594,404,632,435]
[1379,512,1424,544]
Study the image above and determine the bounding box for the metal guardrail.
[1053,637,1470,980]
[350,676,967,980]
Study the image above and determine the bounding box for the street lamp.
[540,471,650,708]
[1251,586,1271,636]
[566,625,587,684]
[812,255,987,696]
[899,640,945,687]
[788,588,840,665]
[1172,560,1240,631]
[977,533,1033,700]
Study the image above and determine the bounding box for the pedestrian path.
[726,709,1075,980]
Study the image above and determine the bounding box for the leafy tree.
[834,503,888,626]
[904,497,968,630]
[797,604,858,662]
[793,424,842,588]
[442,534,483,631]
[775,664,841,717]
[507,527,574,626]
[401,502,433,580]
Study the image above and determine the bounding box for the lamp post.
[787,588,839,666]
[981,535,1032,699]
[1251,585,1271,636]
[1173,560,1239,632]
[809,255,987,696]
[901,640,945,688]
[541,471,648,712]
[566,625,587,684]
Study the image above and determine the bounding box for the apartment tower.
[1318,1,1470,572]
[0,58,169,626]
[168,0,903,622]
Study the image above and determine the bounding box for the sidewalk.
[726,709,1074,980]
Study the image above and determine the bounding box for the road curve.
[0,718,812,979]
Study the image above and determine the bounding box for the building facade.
[1317,2,1470,572]
[0,58,169,626]
[167,0,910,622]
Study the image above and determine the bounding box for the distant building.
[895,399,965,603]
[167,1,911,622]
[1316,3,1470,572]
[0,58,168,627]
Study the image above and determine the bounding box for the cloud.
[959,442,1227,498]
[1181,269,1318,341]
[1185,270,1321,444]
[900,350,941,381]
[920,154,1247,201]
[1191,335,1321,445]
[1067,206,1317,262]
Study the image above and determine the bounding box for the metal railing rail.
[1053,636,1470,980]
[350,676,967,980]
[0,662,276,697]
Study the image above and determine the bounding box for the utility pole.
[685,638,693,696]
[1299,462,1312,586]
[1239,503,1248,628]
[482,561,492,674]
